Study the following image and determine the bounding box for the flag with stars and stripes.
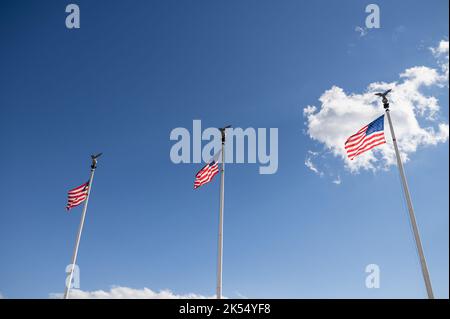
[345,115,386,160]
[194,151,221,189]
[66,181,89,210]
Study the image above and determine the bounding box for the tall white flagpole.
[216,126,229,299]
[378,91,434,299]
[64,153,102,299]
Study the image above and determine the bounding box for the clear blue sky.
[0,0,448,298]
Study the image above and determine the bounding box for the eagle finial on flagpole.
[219,125,232,144]
[90,153,103,169]
[375,89,392,109]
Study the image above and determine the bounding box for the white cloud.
[0,292,4,299]
[305,153,323,176]
[431,40,449,56]
[234,291,248,299]
[355,26,368,37]
[50,286,214,299]
[430,40,449,81]
[307,150,319,156]
[332,176,342,185]
[303,40,449,173]
[303,105,317,116]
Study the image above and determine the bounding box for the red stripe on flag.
[66,181,89,211]
[345,118,386,160]
[346,132,385,152]
[194,162,219,189]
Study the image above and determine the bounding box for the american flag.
[66,181,89,210]
[345,115,386,160]
[194,151,221,189]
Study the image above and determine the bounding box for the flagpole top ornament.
[375,89,392,110]
[219,125,232,144]
[90,153,103,169]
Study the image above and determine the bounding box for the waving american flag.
[66,181,89,210]
[345,115,386,160]
[194,151,221,189]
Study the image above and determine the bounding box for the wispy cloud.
[303,39,449,173]
[430,40,449,81]
[332,176,342,185]
[355,26,368,37]
[50,286,215,299]
[305,152,323,176]
[234,291,248,299]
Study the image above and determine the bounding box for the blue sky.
[0,0,448,298]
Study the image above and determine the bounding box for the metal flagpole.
[377,91,434,299]
[64,153,102,299]
[216,126,230,299]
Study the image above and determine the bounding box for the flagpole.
[380,93,434,299]
[216,126,228,299]
[63,154,101,299]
